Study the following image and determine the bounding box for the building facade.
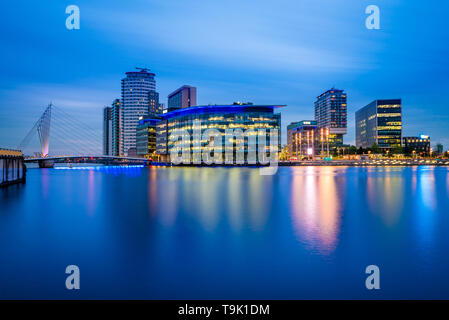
[103,107,112,155]
[136,117,160,158]
[287,120,333,159]
[149,90,163,115]
[121,68,156,156]
[403,135,431,156]
[111,99,121,156]
[356,99,402,150]
[287,121,318,159]
[314,88,347,149]
[167,85,197,111]
[156,103,282,164]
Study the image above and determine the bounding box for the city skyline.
[2,1,449,305]
[1,1,449,149]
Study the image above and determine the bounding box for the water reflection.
[198,169,220,231]
[411,166,418,194]
[87,169,95,215]
[290,167,342,255]
[447,168,449,197]
[157,168,180,226]
[415,167,437,252]
[366,168,404,227]
[227,169,243,231]
[2,166,449,299]
[147,166,158,216]
[40,168,49,199]
[156,168,273,232]
[418,167,436,211]
[248,171,271,231]
[54,165,144,177]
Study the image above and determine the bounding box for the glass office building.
[136,117,160,158]
[314,88,347,149]
[167,85,197,112]
[148,90,163,115]
[156,103,283,163]
[356,99,402,149]
[403,135,431,156]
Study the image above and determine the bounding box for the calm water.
[1,165,449,299]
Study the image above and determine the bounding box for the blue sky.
[1,0,448,152]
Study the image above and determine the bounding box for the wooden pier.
[0,149,26,187]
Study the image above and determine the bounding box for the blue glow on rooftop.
[160,104,285,119]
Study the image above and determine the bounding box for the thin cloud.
[85,1,374,73]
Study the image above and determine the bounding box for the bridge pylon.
[37,103,52,157]
[18,103,52,157]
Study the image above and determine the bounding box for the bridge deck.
[25,155,150,163]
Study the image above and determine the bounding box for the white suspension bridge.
[18,103,149,168]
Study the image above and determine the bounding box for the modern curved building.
[155,103,284,163]
[121,68,156,156]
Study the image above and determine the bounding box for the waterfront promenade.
[279,158,449,167]
[155,158,449,167]
[23,158,449,169]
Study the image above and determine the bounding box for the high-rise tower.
[167,85,197,111]
[111,99,121,156]
[356,99,402,150]
[314,88,347,149]
[121,68,156,156]
[103,106,112,155]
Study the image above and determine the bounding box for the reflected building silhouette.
[248,171,272,231]
[411,166,418,194]
[290,167,342,254]
[197,169,221,231]
[418,167,436,211]
[87,169,96,215]
[227,169,244,232]
[147,166,158,216]
[447,169,449,198]
[414,167,437,257]
[40,168,50,199]
[366,168,404,227]
[156,168,181,226]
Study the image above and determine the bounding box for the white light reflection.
[291,167,342,255]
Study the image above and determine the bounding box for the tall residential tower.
[314,88,347,149]
[103,106,112,155]
[121,68,156,156]
[111,98,121,156]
